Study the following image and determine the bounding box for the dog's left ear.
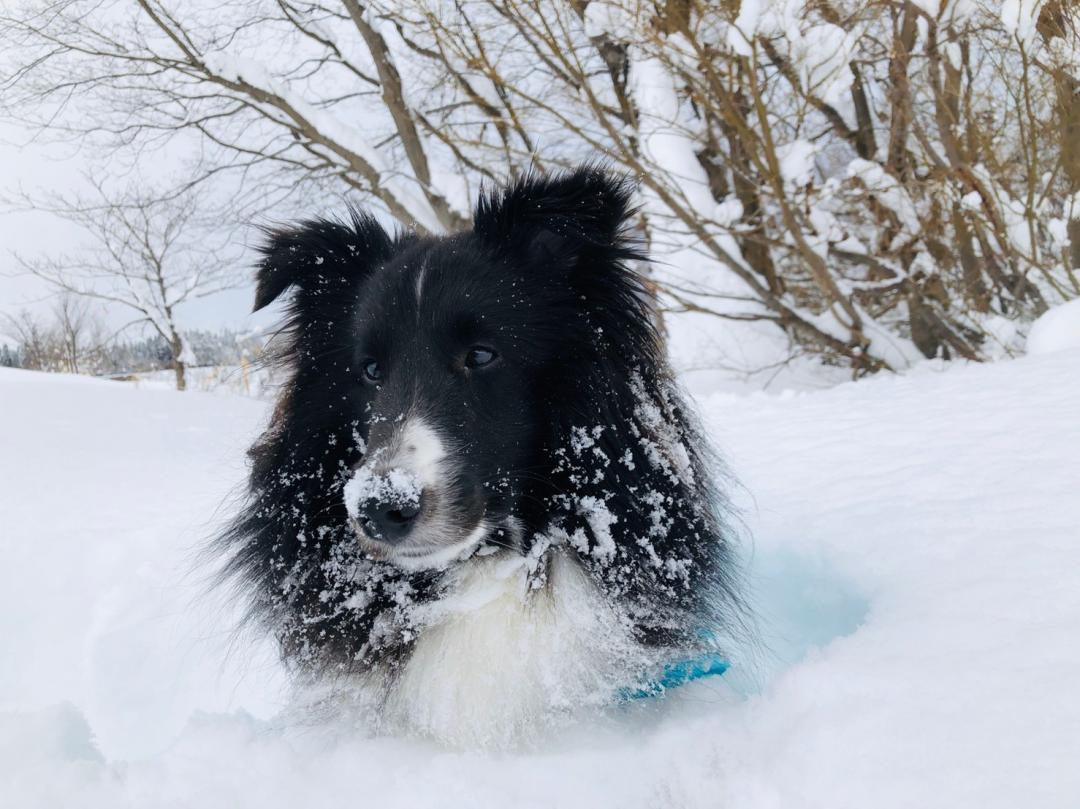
[253,209,393,311]
[472,166,638,270]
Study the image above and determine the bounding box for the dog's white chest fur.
[384,549,638,748]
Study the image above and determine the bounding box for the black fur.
[217,166,742,682]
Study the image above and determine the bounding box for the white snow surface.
[2,350,1080,807]
[1026,297,1080,355]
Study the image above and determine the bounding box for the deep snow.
[1027,297,1080,356]
[1,349,1079,807]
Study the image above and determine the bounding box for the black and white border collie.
[217,166,743,747]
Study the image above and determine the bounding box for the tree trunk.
[170,331,187,391]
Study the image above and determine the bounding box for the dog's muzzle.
[354,470,421,540]
[348,467,425,544]
[343,418,488,570]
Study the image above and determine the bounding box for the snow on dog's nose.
[343,417,492,569]
[345,467,424,543]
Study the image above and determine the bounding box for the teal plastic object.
[617,653,729,701]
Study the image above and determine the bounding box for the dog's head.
[225,167,738,671]
[252,167,649,571]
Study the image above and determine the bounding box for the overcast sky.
[0,122,268,343]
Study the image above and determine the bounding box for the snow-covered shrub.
[5,0,1080,374]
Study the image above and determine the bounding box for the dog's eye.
[465,347,498,369]
[362,359,381,382]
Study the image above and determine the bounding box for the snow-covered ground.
[2,348,1079,808]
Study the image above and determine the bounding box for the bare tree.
[3,1,1079,378]
[12,182,239,390]
[0,296,104,372]
[52,293,109,373]
[0,0,468,231]
[1,309,62,372]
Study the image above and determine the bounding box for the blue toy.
[618,652,729,701]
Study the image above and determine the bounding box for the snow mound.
[2,350,1080,807]
[1026,298,1080,355]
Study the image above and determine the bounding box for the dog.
[217,166,743,747]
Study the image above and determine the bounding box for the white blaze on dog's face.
[340,235,560,570]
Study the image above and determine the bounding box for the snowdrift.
[1,351,1078,807]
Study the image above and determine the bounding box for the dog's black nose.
[358,494,422,542]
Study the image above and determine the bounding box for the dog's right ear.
[253,209,393,311]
